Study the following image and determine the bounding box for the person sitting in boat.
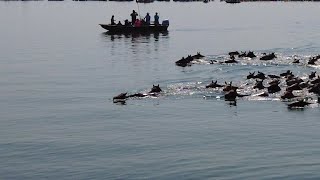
[124,19,130,26]
[117,21,123,26]
[154,12,159,25]
[111,15,116,25]
[144,13,151,25]
[130,10,138,25]
[134,19,141,27]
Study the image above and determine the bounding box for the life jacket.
[135,19,141,27]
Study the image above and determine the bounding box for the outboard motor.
[162,19,169,26]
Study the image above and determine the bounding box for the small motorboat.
[136,0,154,3]
[225,0,240,3]
[99,20,169,33]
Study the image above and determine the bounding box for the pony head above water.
[206,80,223,88]
[223,81,238,92]
[149,84,162,93]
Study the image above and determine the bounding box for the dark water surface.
[1,1,320,179]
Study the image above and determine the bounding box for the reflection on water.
[101,31,170,56]
[227,100,237,107]
[102,31,169,42]
[113,100,127,105]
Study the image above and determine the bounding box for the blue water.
[1,1,320,179]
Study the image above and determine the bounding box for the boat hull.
[99,24,169,33]
[136,0,154,3]
[225,0,240,3]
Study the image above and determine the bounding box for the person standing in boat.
[111,15,116,25]
[144,13,151,25]
[130,10,138,25]
[154,12,159,25]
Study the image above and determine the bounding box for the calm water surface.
[1,1,320,179]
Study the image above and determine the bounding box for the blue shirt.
[145,14,151,23]
[154,14,159,23]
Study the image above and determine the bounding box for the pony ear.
[215,80,217,83]
[230,81,232,85]
[212,80,214,83]
[153,84,155,87]
[158,84,159,87]
[225,81,227,85]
